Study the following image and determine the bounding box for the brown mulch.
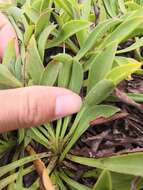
[70,75,143,159]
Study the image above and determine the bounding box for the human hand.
[0,13,82,132]
[0,12,19,60]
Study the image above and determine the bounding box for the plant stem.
[45,124,56,140]
[63,106,86,144]
[56,119,62,140]
[59,107,86,162]
[60,116,71,139]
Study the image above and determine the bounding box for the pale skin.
[0,13,82,132]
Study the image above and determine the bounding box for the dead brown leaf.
[26,145,55,190]
[90,112,128,125]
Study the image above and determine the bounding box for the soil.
[71,75,143,159]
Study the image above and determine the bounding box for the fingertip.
[55,92,82,118]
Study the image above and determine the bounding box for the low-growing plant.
[1,0,143,189]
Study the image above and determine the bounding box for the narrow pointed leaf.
[40,0,52,11]
[38,24,56,60]
[117,37,143,54]
[76,0,91,47]
[2,39,16,66]
[26,36,44,84]
[46,20,90,48]
[103,0,118,17]
[24,25,34,46]
[54,171,68,190]
[0,65,22,88]
[69,60,83,93]
[59,171,92,190]
[32,0,42,12]
[69,152,143,177]
[85,79,115,106]
[55,0,75,17]
[88,41,118,91]
[106,62,142,85]
[0,153,48,178]
[27,128,49,148]
[118,0,127,13]
[100,17,143,48]
[39,61,62,86]
[14,57,22,81]
[93,170,112,190]
[76,19,121,60]
[81,0,91,20]
[57,54,73,88]
[23,2,39,23]
[35,10,51,37]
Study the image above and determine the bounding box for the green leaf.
[27,128,49,148]
[117,37,143,54]
[8,16,23,43]
[81,0,91,20]
[84,79,115,106]
[69,60,83,93]
[115,56,138,65]
[0,139,15,154]
[93,170,112,190]
[35,10,51,37]
[17,129,25,144]
[39,61,62,86]
[40,0,52,12]
[0,153,48,178]
[2,39,16,66]
[54,171,68,190]
[23,1,39,23]
[46,20,90,48]
[52,53,73,63]
[0,64,22,88]
[76,105,120,136]
[58,60,83,139]
[7,7,22,23]
[14,57,22,81]
[127,93,143,103]
[76,0,91,47]
[15,167,24,189]
[106,62,142,85]
[59,171,92,190]
[24,25,35,46]
[69,152,143,177]
[103,0,118,17]
[56,54,73,88]
[31,0,42,12]
[111,172,143,190]
[76,18,121,60]
[26,35,44,84]
[125,2,141,11]
[100,17,143,48]
[55,0,75,18]
[87,41,118,92]
[38,24,56,60]
[118,0,127,14]
[60,105,119,161]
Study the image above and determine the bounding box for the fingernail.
[55,94,82,117]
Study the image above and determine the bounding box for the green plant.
[1,0,143,189]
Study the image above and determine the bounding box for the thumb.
[0,86,82,132]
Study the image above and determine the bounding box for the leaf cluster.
[0,0,143,189]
